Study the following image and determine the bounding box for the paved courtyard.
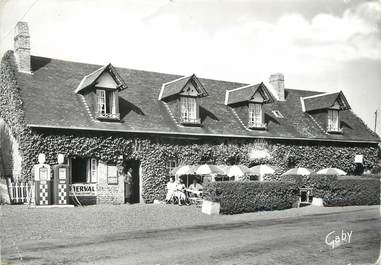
[1,204,380,265]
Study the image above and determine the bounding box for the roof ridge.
[226,83,260,93]
[301,91,339,100]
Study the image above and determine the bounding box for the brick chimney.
[14,22,31,73]
[269,73,285,101]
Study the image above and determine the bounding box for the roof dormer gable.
[158,74,208,101]
[225,82,274,106]
[302,91,351,112]
[95,71,119,89]
[75,63,127,94]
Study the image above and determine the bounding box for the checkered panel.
[58,183,67,204]
[39,183,48,205]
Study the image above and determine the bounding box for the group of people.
[165,177,203,205]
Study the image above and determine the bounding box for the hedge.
[203,181,299,214]
[265,174,380,206]
[313,177,380,206]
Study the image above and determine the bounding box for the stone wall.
[96,162,124,204]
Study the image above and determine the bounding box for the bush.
[203,181,299,214]
[265,174,380,206]
[313,177,380,206]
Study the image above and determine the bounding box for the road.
[2,206,380,265]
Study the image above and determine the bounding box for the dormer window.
[75,63,127,122]
[180,96,199,124]
[159,74,208,126]
[301,91,350,134]
[327,109,342,133]
[248,103,265,129]
[225,83,273,130]
[97,89,119,120]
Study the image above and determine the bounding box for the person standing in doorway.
[124,168,133,204]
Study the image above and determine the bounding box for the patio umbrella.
[217,165,230,175]
[169,165,182,175]
[249,164,276,176]
[282,167,314,176]
[195,164,225,175]
[172,165,197,176]
[226,165,251,177]
[317,168,347,175]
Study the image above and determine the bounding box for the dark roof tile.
[11,54,380,143]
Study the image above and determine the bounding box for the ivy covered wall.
[1,51,380,203]
[2,128,379,202]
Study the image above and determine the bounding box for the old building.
[0,22,379,204]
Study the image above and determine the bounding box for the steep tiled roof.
[302,91,350,112]
[11,54,380,143]
[225,83,274,105]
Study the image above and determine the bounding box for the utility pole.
[375,110,378,132]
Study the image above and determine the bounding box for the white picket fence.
[8,181,32,204]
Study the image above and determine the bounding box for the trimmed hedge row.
[313,177,380,206]
[264,174,380,206]
[203,181,299,214]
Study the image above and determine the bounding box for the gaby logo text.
[325,229,352,249]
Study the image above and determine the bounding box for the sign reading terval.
[69,183,97,196]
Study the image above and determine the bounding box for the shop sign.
[69,183,97,196]
[248,147,270,160]
[354,155,363,164]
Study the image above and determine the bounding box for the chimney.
[14,21,31,73]
[269,73,285,101]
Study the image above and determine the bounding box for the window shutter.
[113,91,119,114]
[332,110,339,130]
[86,159,91,183]
[90,159,97,183]
[255,103,262,124]
[189,97,196,120]
[248,104,254,123]
[195,98,200,120]
[180,97,187,120]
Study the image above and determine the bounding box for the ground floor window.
[215,176,234,181]
[71,158,97,183]
[300,188,313,205]
[249,175,260,181]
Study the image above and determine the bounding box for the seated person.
[174,178,187,205]
[165,177,177,203]
[188,179,203,197]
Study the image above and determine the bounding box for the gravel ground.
[1,203,378,248]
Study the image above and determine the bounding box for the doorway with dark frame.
[124,159,141,203]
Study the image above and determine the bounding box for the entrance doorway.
[124,159,140,203]
[71,158,87,183]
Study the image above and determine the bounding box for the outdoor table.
[185,188,203,197]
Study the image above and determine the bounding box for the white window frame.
[98,89,117,115]
[328,109,339,131]
[249,103,263,127]
[167,160,178,172]
[181,97,197,121]
[98,90,106,114]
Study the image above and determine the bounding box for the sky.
[0,0,380,135]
